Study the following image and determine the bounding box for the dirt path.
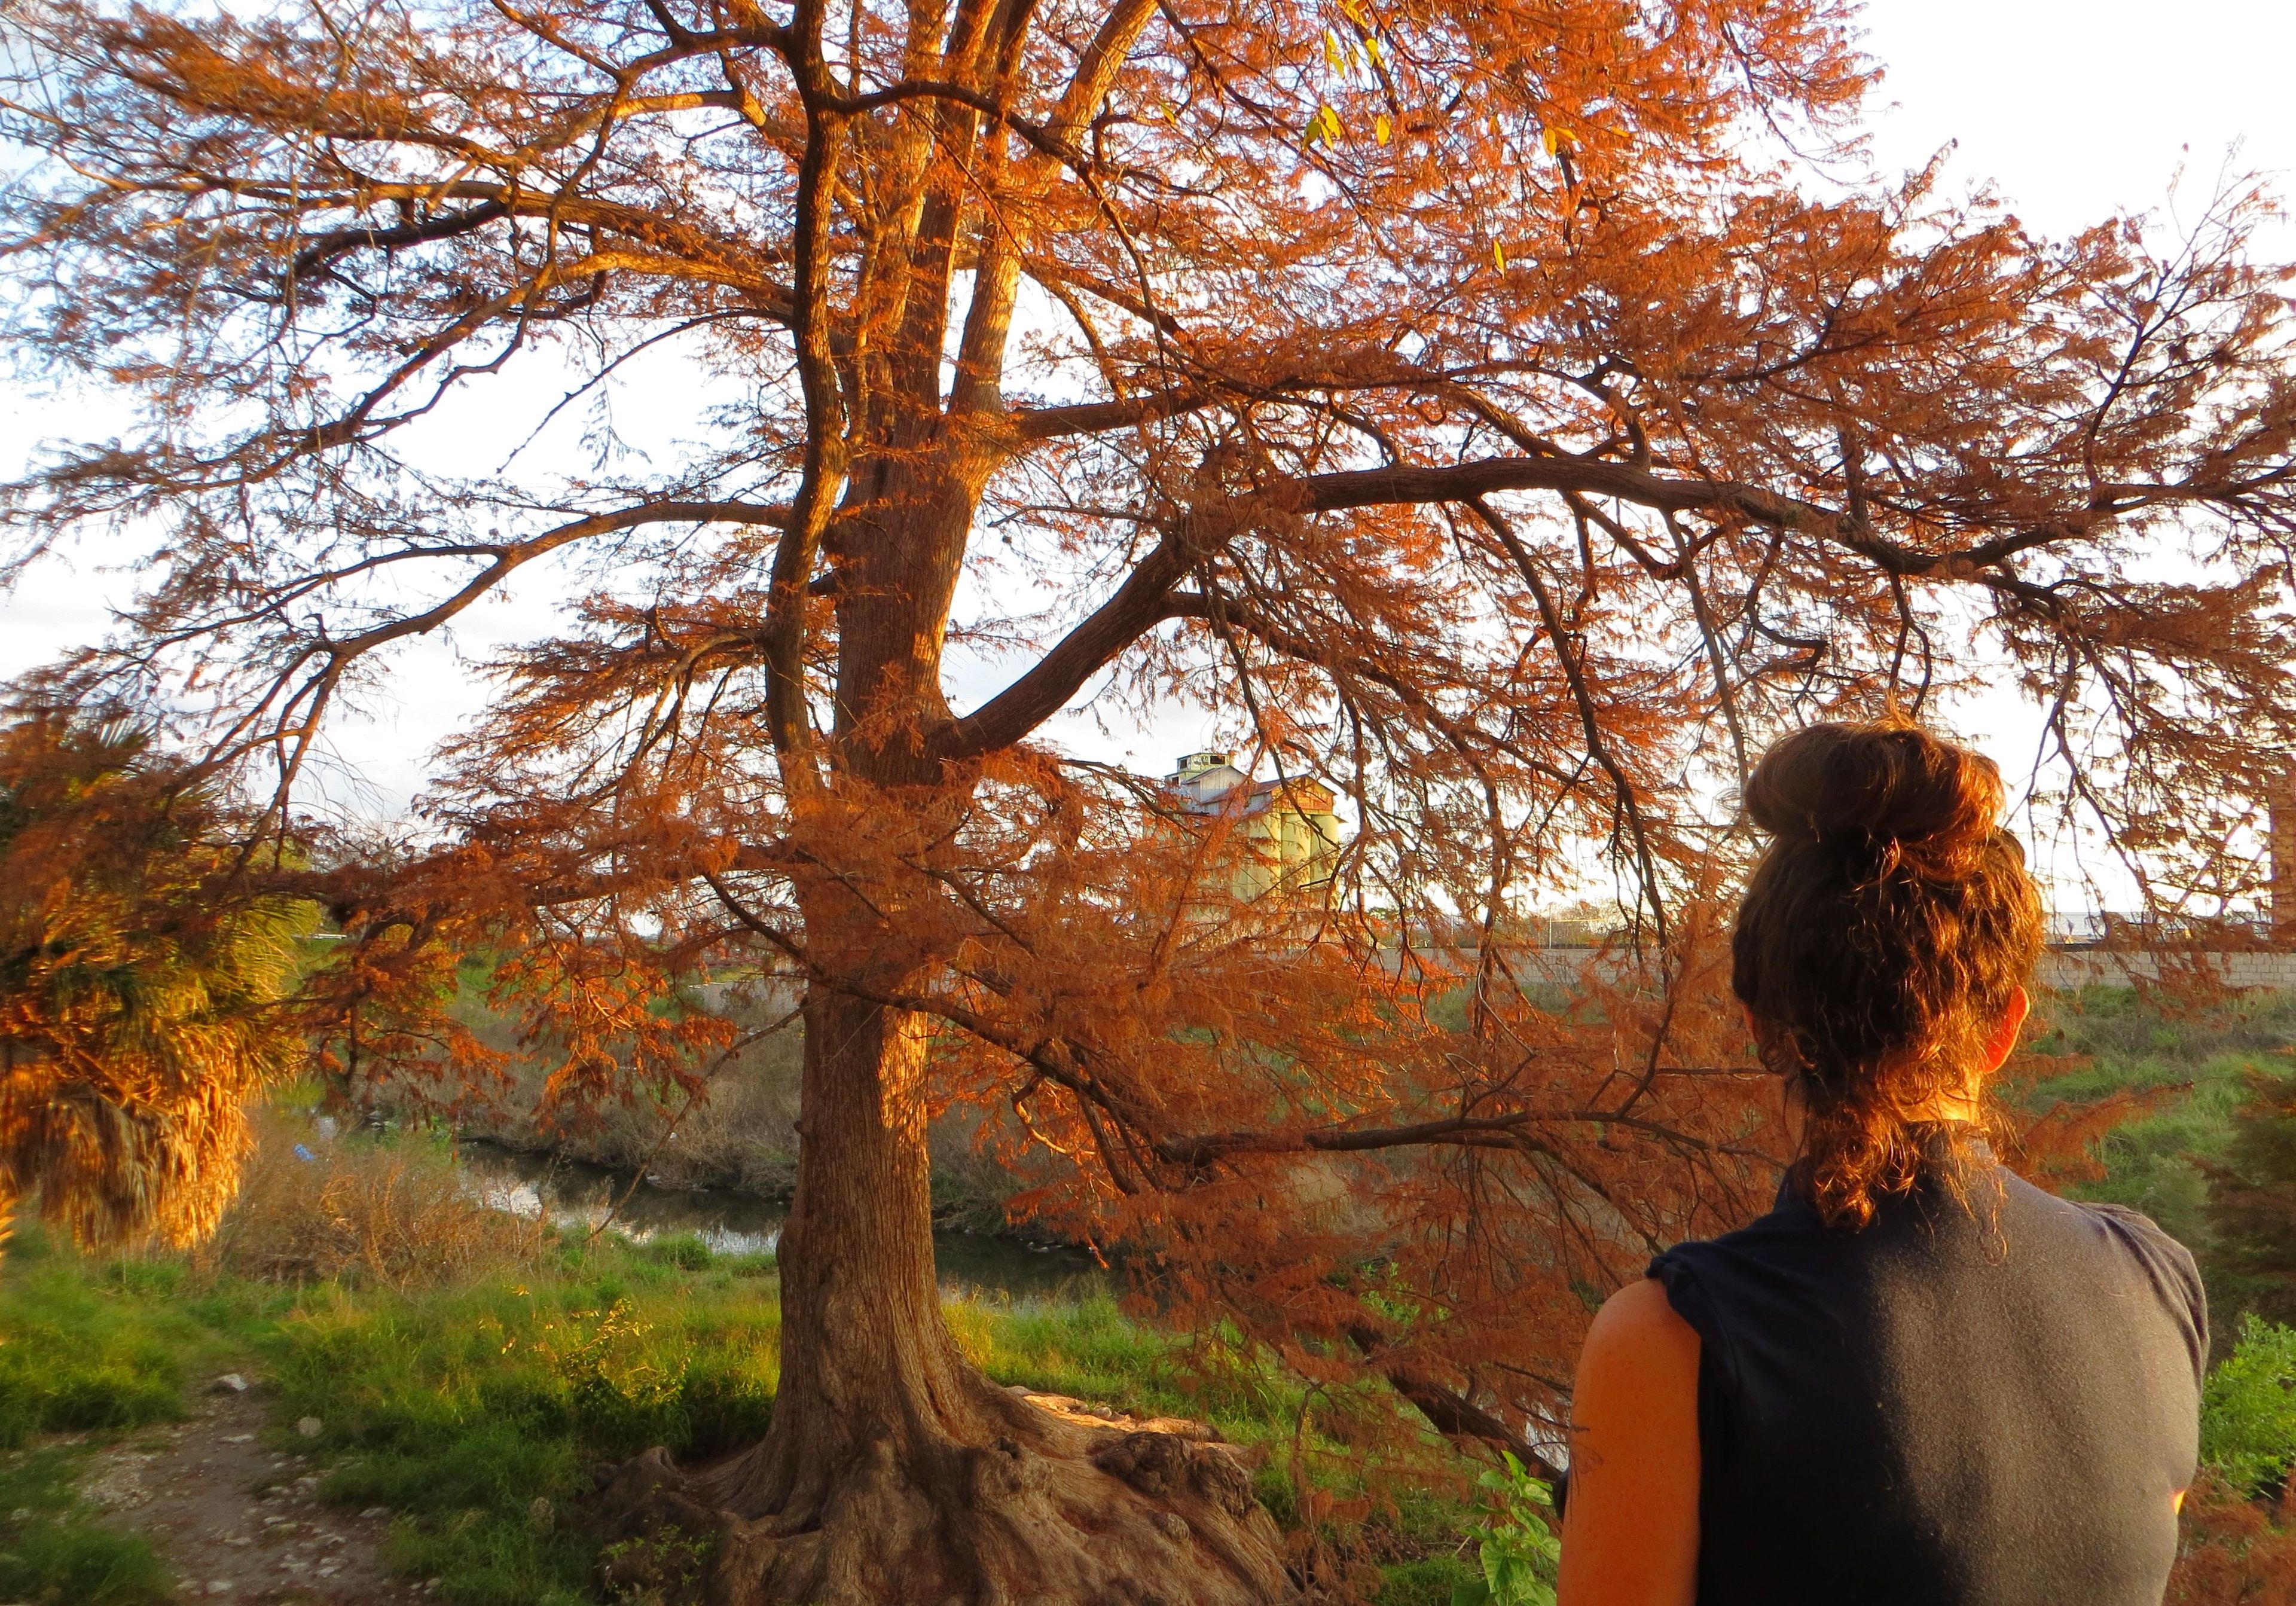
[80,1376,429,1604]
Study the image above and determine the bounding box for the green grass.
[0,1227,784,1606]
[949,1288,1482,1576]
[954,1292,1212,1416]
[0,1234,190,1605]
[1375,1555,1480,1605]
[268,1250,781,1605]
[0,1236,230,1449]
[0,1222,1476,1604]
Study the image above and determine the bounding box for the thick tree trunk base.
[593,1379,1293,1606]
[599,990,1290,1602]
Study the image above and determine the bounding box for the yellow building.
[1162,751,1342,900]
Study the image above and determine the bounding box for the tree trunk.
[597,985,1293,1605]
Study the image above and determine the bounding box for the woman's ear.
[1980,985,2031,1073]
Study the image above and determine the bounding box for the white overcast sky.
[2,0,2292,836]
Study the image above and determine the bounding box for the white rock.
[295,1418,322,1439]
[361,1506,387,1519]
[214,1374,250,1394]
[204,1583,234,1596]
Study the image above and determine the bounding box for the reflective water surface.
[456,1141,1112,1302]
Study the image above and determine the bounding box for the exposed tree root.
[594,1384,1294,1606]
[589,989,1293,1604]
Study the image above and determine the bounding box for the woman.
[1556,722,2208,1606]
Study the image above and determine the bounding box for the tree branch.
[300,499,789,662]
[924,523,1207,762]
[1010,384,1215,442]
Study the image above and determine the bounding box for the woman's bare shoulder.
[1557,1277,1703,1606]
[1584,1275,1697,1361]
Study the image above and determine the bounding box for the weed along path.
[80,1375,424,1604]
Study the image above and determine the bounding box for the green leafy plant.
[1451,1452,1561,1606]
[2200,1313,2296,1500]
[599,1528,716,1604]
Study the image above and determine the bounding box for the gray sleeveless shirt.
[1647,1163,2206,1605]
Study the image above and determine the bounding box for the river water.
[455,1141,1112,1303]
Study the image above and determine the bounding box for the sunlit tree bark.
[3,0,2293,1593]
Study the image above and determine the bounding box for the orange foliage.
[1996,1080,2191,1191]
[0,717,310,1251]
[2171,1478,2296,1606]
[1,0,2292,1586]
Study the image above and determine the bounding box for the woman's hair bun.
[1741,720,2004,856]
[1732,719,2040,1228]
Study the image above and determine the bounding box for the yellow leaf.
[1365,35,1382,68]
[1493,241,1507,270]
[1375,112,1392,146]
[1542,125,1576,155]
[1324,29,1346,72]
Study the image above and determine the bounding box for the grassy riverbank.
[0,1213,1480,1606]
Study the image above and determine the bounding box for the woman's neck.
[1781,1075,1986,1147]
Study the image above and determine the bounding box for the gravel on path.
[80,1377,429,1604]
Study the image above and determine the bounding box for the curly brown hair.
[1732,720,2044,1229]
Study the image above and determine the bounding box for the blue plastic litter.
[293,1143,316,1162]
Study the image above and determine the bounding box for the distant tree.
[2206,1073,2296,1328]
[0,717,310,1256]
[2,0,2292,1596]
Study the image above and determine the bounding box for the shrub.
[0,716,320,1259]
[2200,1314,2296,1501]
[642,1233,715,1272]
[201,1113,541,1289]
[2167,1473,2296,1604]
